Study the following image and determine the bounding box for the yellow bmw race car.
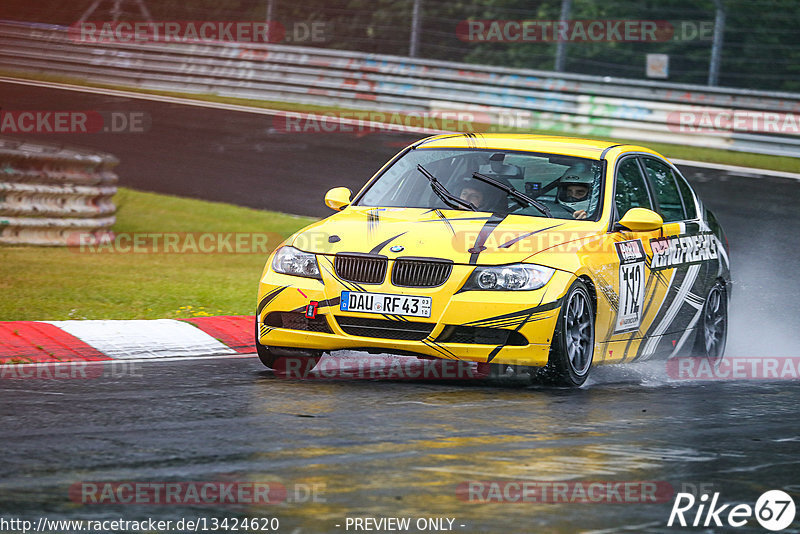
[256,134,731,386]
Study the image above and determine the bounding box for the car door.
[636,156,716,359]
[593,156,664,364]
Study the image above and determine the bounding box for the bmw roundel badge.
[390,245,405,252]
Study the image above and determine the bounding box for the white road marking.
[45,319,237,359]
[0,389,66,394]
[2,353,255,371]
[670,158,800,181]
[0,76,448,135]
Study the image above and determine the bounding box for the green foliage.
[0,188,316,320]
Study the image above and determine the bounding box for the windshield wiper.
[417,164,477,211]
[472,172,553,218]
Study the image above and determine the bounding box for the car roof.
[414,133,659,160]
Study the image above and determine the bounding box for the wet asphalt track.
[1,80,800,533]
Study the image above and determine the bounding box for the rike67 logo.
[668,490,796,531]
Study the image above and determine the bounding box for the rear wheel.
[694,280,727,365]
[255,320,320,375]
[539,280,595,387]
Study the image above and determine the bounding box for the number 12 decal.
[614,239,647,334]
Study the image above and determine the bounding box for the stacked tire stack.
[0,137,118,245]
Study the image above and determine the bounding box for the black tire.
[254,320,320,375]
[256,340,279,369]
[693,280,727,365]
[540,280,595,387]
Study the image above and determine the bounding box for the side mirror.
[617,207,664,232]
[324,187,352,211]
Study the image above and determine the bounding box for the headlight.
[271,246,321,279]
[463,264,554,291]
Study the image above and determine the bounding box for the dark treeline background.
[1,0,798,92]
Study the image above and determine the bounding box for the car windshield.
[357,148,603,220]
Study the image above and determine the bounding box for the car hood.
[290,207,603,266]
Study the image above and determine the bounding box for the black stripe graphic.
[498,224,562,249]
[486,344,504,363]
[422,339,460,360]
[257,286,288,316]
[366,208,382,235]
[369,232,406,255]
[633,262,702,361]
[468,213,507,264]
[420,216,492,223]
[486,308,535,363]
[433,209,456,236]
[463,298,563,328]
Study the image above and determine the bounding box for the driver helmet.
[557,163,595,213]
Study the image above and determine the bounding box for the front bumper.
[257,259,572,367]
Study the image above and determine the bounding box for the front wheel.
[255,320,320,375]
[539,280,595,387]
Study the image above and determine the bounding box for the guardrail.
[0,21,798,157]
[0,136,117,245]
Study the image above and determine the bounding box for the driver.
[458,177,506,212]
[459,185,486,210]
[556,163,595,219]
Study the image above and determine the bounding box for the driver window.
[643,158,686,222]
[615,158,652,218]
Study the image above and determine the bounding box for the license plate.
[340,291,432,318]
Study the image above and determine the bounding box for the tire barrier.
[0,21,798,156]
[0,137,118,245]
